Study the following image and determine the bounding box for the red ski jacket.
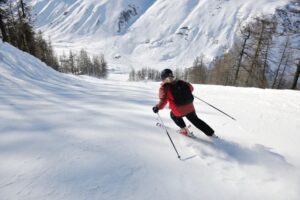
[156,80,195,117]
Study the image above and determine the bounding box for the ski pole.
[157,113,181,160]
[193,95,236,121]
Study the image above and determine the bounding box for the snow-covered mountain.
[29,0,293,70]
[1,38,300,199]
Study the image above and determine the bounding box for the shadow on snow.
[183,136,292,169]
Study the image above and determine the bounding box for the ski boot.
[179,127,194,137]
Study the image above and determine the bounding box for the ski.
[156,122,219,139]
[156,122,195,138]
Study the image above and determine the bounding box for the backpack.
[169,80,194,106]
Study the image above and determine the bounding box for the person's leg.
[186,111,214,136]
[170,112,186,128]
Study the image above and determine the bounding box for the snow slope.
[1,42,300,199]
[29,0,292,69]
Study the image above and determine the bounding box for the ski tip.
[210,134,219,139]
[188,132,195,137]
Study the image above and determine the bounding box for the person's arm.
[156,84,168,109]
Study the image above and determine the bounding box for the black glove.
[152,106,159,113]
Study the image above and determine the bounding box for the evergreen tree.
[98,54,108,78]
[0,0,8,42]
[77,49,92,75]
[0,0,61,71]
[59,52,68,73]
[128,68,160,81]
[129,68,135,81]
[68,50,76,74]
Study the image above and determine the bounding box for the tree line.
[131,14,299,90]
[59,49,108,78]
[207,14,299,89]
[129,67,161,81]
[127,61,207,83]
[0,0,108,78]
[0,0,60,70]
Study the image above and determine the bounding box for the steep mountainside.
[29,0,293,70]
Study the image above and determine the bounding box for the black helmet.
[161,68,174,80]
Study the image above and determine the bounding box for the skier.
[152,68,215,137]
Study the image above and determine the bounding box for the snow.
[1,42,300,200]
[28,0,292,69]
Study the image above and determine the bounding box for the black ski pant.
[170,111,214,136]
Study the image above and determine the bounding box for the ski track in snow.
[1,42,300,199]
